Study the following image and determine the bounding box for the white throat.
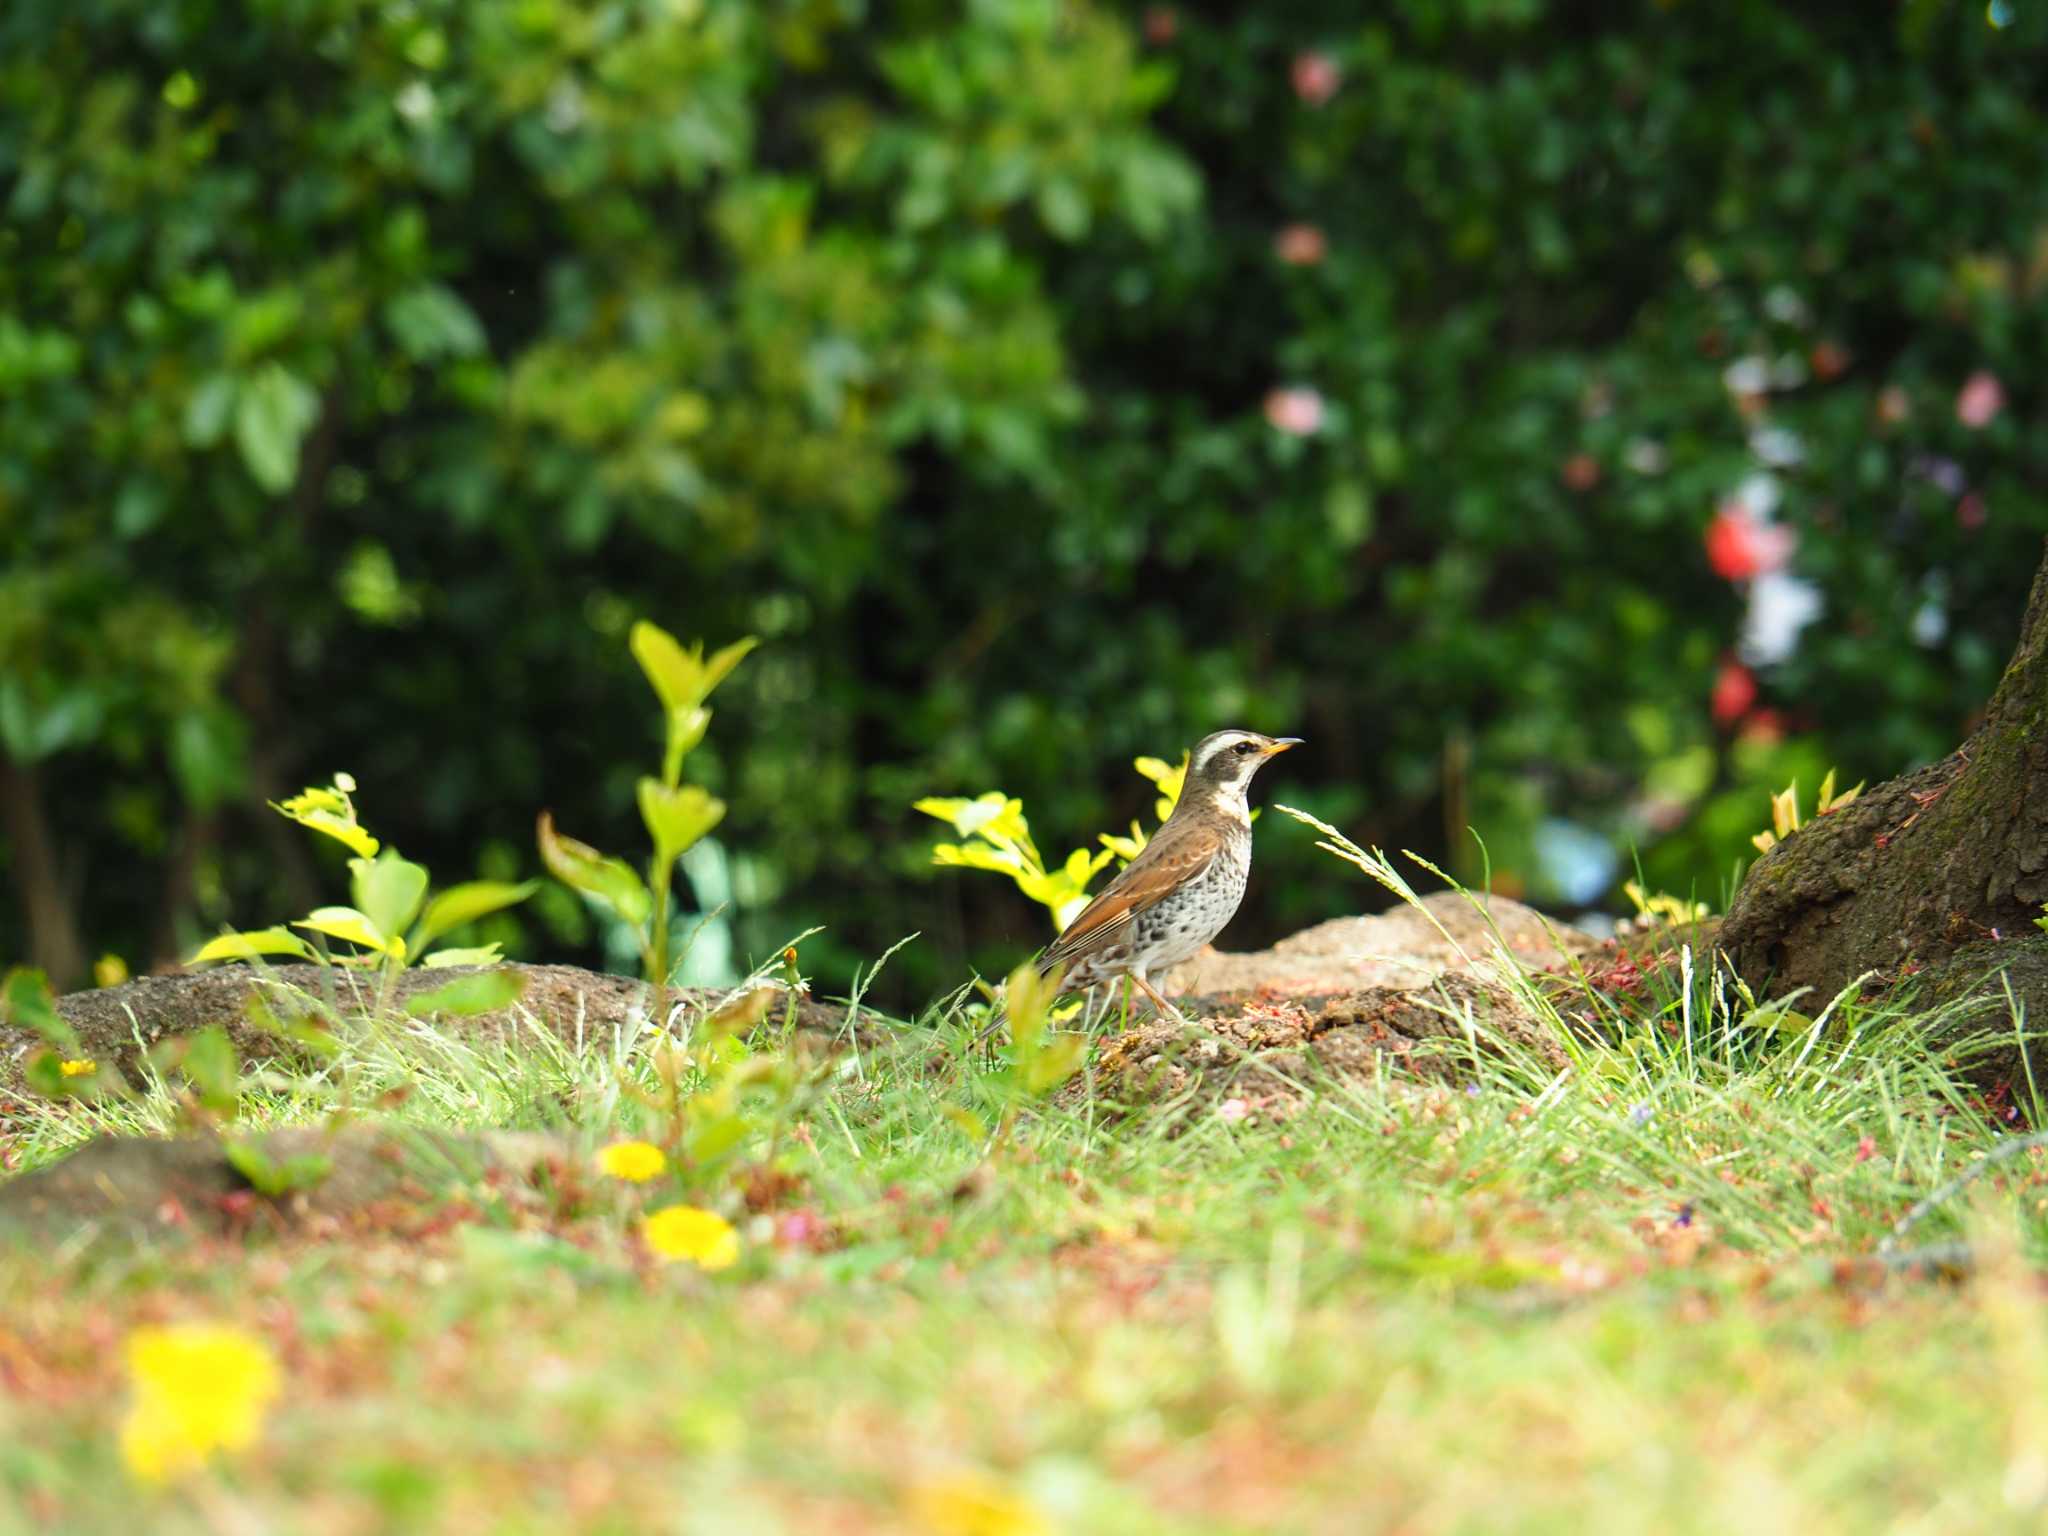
[1204,779,1253,826]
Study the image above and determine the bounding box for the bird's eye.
[1235,741,1258,755]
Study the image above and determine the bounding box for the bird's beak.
[1262,737,1303,756]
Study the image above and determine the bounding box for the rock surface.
[1174,891,1598,997]
[1071,893,1598,1120]
[1081,971,1568,1123]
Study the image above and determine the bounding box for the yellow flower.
[597,1140,666,1182]
[642,1204,739,1270]
[119,1322,281,1484]
[909,1472,1050,1536]
[59,1059,97,1077]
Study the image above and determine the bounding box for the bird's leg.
[1128,970,1193,1029]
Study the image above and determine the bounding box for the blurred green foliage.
[3,0,2045,1000]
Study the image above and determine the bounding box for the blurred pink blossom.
[1264,386,1325,436]
[1957,493,1988,531]
[1956,370,2004,428]
[1273,224,1328,265]
[776,1210,824,1248]
[1218,1098,1249,1124]
[1291,51,1341,106]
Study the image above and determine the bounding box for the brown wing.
[1038,814,1227,974]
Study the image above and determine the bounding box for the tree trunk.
[0,753,88,988]
[1721,538,2048,1026]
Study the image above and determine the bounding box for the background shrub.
[3,0,2044,1000]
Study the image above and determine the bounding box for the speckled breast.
[1131,825,1252,970]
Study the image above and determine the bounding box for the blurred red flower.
[1704,506,1794,580]
[1711,660,1757,726]
[1142,7,1177,45]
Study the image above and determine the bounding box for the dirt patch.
[1079,972,1563,1123]
[3,964,855,1088]
[0,1123,571,1242]
[1174,891,1597,998]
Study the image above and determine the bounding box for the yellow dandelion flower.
[909,1472,1050,1536]
[642,1204,739,1270]
[119,1322,281,1484]
[597,1140,666,1182]
[59,1059,97,1077]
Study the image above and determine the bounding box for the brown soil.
[0,1122,571,1241]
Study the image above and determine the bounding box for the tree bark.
[0,753,89,988]
[1721,538,2048,1015]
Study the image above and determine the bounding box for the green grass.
[3,905,2047,1535]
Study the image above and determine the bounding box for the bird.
[1032,729,1300,1029]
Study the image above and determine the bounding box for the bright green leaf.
[233,362,321,494]
[385,283,486,361]
[638,779,725,867]
[405,969,525,1017]
[420,943,505,968]
[2,967,79,1055]
[630,621,701,714]
[629,623,756,716]
[536,812,652,927]
[152,1025,239,1114]
[273,783,379,859]
[697,635,758,699]
[1023,1030,1088,1095]
[225,1139,332,1196]
[661,706,711,787]
[182,373,238,447]
[349,851,429,945]
[190,927,318,965]
[293,906,401,956]
[413,881,539,950]
[687,1110,752,1167]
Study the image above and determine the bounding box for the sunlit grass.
[4,869,2047,1531]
